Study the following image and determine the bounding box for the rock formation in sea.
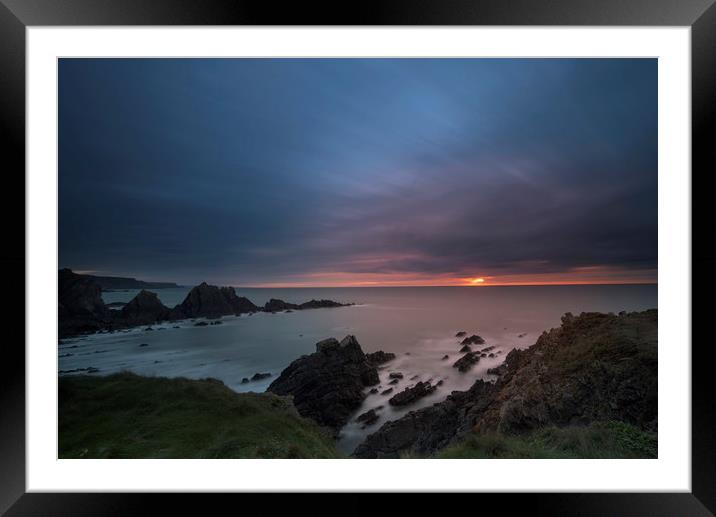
[267,335,382,431]
[353,310,657,458]
[120,289,171,326]
[58,270,356,338]
[58,268,113,337]
[172,282,258,319]
[365,350,396,366]
[388,381,437,407]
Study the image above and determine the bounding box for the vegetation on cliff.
[59,372,340,459]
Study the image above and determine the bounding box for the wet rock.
[251,372,272,381]
[453,352,480,372]
[410,375,420,381]
[388,381,437,407]
[369,388,379,394]
[460,335,485,346]
[267,335,379,431]
[459,345,472,353]
[241,378,250,384]
[388,378,400,385]
[455,331,467,338]
[381,388,394,396]
[356,409,380,426]
[194,321,209,327]
[441,355,450,361]
[389,372,404,379]
[138,343,149,347]
[366,350,396,366]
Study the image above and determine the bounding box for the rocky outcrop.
[173,283,258,318]
[298,299,351,309]
[264,299,299,312]
[455,331,467,338]
[58,268,112,337]
[388,381,437,407]
[265,298,352,312]
[453,352,480,372]
[267,336,380,431]
[120,290,171,326]
[366,351,396,366]
[58,272,352,337]
[460,334,485,345]
[354,310,657,458]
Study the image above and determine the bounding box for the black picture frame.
[1,1,713,514]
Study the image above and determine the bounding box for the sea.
[58,284,657,453]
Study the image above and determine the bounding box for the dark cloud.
[59,58,657,285]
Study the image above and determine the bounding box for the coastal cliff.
[353,310,657,458]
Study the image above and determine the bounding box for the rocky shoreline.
[253,310,657,458]
[59,268,354,338]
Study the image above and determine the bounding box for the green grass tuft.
[59,372,341,459]
[434,421,657,459]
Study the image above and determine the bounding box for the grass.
[59,372,341,459]
[432,421,657,459]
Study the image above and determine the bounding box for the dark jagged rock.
[459,345,472,353]
[264,299,299,312]
[120,290,171,326]
[356,409,380,426]
[441,355,450,361]
[369,388,379,394]
[480,346,496,353]
[354,310,658,458]
[174,282,258,319]
[388,381,437,407]
[460,334,485,345]
[241,378,250,384]
[453,352,480,372]
[487,364,507,377]
[267,335,379,431]
[455,331,467,338]
[58,268,112,337]
[298,299,351,309]
[389,372,404,379]
[388,378,399,385]
[251,372,271,381]
[366,351,396,366]
[381,388,393,396]
[194,321,208,327]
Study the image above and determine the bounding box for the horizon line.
[232,281,658,289]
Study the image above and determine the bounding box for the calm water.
[60,284,657,453]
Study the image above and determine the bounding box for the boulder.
[388,381,437,407]
[251,372,271,381]
[453,352,480,372]
[58,268,112,337]
[460,334,485,345]
[356,409,380,426]
[389,372,404,379]
[455,331,467,338]
[459,345,472,353]
[366,351,396,366]
[267,335,379,431]
[381,388,394,396]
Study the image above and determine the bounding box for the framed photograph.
[2,0,713,514]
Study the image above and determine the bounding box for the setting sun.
[470,277,485,285]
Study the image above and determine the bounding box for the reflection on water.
[60,284,657,453]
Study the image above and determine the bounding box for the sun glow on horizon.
[469,277,486,285]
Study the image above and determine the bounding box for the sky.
[59,58,657,287]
